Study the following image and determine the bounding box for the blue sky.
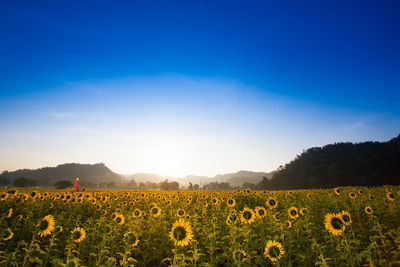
[1,1,399,176]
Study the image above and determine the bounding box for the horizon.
[1,1,400,177]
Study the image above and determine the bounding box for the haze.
[1,1,399,177]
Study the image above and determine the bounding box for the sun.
[145,141,185,176]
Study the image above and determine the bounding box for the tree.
[13,177,38,187]
[257,177,269,190]
[169,181,179,190]
[159,179,179,190]
[126,179,137,189]
[193,184,199,190]
[188,182,193,190]
[160,179,170,190]
[0,176,10,187]
[54,180,73,189]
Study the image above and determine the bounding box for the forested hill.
[262,134,400,190]
[1,163,121,186]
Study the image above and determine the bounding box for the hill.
[178,170,274,187]
[1,163,122,187]
[262,134,400,190]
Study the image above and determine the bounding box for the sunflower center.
[152,208,158,214]
[259,209,265,216]
[173,226,187,241]
[116,217,122,223]
[342,215,350,222]
[234,251,244,261]
[243,211,252,220]
[126,233,137,244]
[290,210,297,216]
[331,218,344,230]
[38,220,49,231]
[73,231,82,240]
[269,200,276,206]
[268,246,281,258]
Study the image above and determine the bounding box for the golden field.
[0,186,399,266]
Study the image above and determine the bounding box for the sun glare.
[144,141,185,177]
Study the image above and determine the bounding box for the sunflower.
[240,207,256,224]
[255,206,267,218]
[300,208,308,216]
[71,227,86,243]
[349,192,357,199]
[334,187,341,195]
[150,206,162,218]
[324,213,345,235]
[30,191,38,199]
[339,211,352,226]
[211,198,220,205]
[0,192,8,201]
[211,217,218,224]
[264,240,285,262]
[266,197,278,210]
[285,220,292,229]
[288,207,299,220]
[233,249,247,263]
[132,208,142,218]
[124,232,139,248]
[227,198,236,207]
[365,206,373,214]
[2,228,13,241]
[6,208,12,218]
[386,192,395,201]
[177,209,186,217]
[273,212,281,221]
[226,212,239,225]
[114,213,125,225]
[169,219,193,247]
[37,215,55,237]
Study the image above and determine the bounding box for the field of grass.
[1,186,399,266]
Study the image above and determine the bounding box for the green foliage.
[264,134,400,190]
[0,186,399,266]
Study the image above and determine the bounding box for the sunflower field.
[0,186,399,266]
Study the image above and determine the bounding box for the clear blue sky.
[1,1,399,176]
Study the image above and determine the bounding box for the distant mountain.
[2,163,273,188]
[262,134,400,190]
[1,163,122,186]
[122,173,172,184]
[215,170,274,187]
[177,170,274,187]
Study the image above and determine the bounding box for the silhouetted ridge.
[260,134,400,190]
[1,163,121,187]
